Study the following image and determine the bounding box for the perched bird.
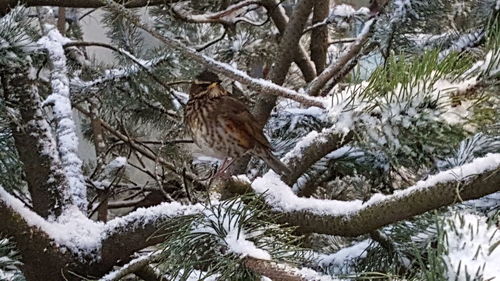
[184,70,290,176]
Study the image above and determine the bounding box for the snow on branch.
[0,183,204,259]
[281,127,353,188]
[243,257,340,281]
[104,0,325,109]
[38,26,87,211]
[98,251,160,281]
[171,0,262,25]
[251,153,500,236]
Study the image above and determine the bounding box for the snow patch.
[252,153,500,216]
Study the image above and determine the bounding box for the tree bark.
[253,0,315,125]
[277,167,500,236]
[1,68,70,218]
[310,0,330,74]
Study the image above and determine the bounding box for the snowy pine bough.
[0,0,499,280]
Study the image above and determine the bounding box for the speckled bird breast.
[184,98,247,159]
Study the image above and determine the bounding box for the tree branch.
[1,65,70,218]
[251,155,500,236]
[39,26,88,212]
[282,129,353,190]
[252,0,316,124]
[307,18,376,96]
[310,0,329,74]
[98,252,160,281]
[1,0,180,12]
[262,0,316,82]
[170,0,262,25]
[103,0,324,109]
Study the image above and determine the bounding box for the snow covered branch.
[282,129,353,188]
[98,252,160,281]
[2,63,71,218]
[38,26,87,211]
[104,0,325,109]
[0,184,204,280]
[171,0,262,25]
[252,154,500,236]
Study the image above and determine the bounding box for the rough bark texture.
[253,0,315,125]
[284,131,353,189]
[1,69,69,218]
[278,167,500,236]
[310,0,329,74]
[263,0,316,82]
[0,198,84,281]
[243,258,308,281]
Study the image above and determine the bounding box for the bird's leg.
[211,158,237,179]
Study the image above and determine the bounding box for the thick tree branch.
[0,188,85,281]
[251,155,500,236]
[39,26,87,211]
[310,0,329,74]
[244,257,335,281]
[262,0,316,82]
[252,0,315,124]
[282,130,353,189]
[1,67,70,218]
[0,185,203,280]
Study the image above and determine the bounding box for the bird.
[184,70,291,176]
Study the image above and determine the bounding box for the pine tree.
[0,0,499,280]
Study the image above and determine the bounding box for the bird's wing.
[216,96,272,150]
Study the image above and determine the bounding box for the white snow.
[38,25,87,211]
[99,251,159,281]
[252,153,500,216]
[443,213,500,281]
[438,31,483,60]
[313,239,371,270]
[225,228,271,260]
[0,186,204,258]
[391,0,413,23]
[332,4,356,18]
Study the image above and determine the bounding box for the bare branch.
[260,0,317,82]
[244,257,334,281]
[252,0,316,124]
[74,104,198,182]
[310,0,329,74]
[307,18,376,96]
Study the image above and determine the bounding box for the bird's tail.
[256,148,291,176]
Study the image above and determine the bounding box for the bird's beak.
[207,82,219,90]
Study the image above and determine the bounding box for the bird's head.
[189,70,227,98]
